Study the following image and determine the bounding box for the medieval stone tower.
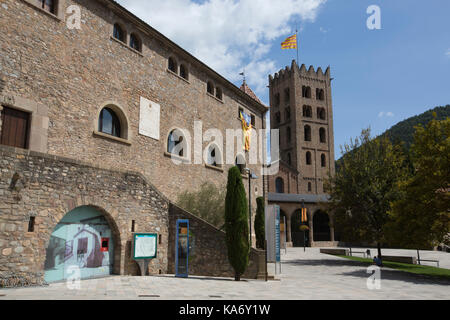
[269,60,336,195]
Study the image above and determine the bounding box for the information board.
[133,233,157,260]
[265,205,281,263]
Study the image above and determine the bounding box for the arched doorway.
[44,206,119,283]
[313,211,331,241]
[291,210,309,247]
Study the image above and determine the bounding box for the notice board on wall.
[133,233,157,260]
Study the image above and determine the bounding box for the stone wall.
[0,145,169,283]
[0,0,267,230]
[168,203,265,279]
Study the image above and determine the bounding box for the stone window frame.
[129,32,142,53]
[166,56,190,84]
[321,153,326,167]
[204,142,224,172]
[21,0,66,21]
[206,79,224,103]
[319,127,327,143]
[0,95,49,153]
[93,102,131,145]
[165,127,191,163]
[110,21,144,57]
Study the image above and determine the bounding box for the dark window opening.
[28,217,35,232]
[113,23,125,42]
[285,107,291,120]
[286,126,291,143]
[317,107,326,120]
[215,87,223,100]
[274,93,280,107]
[303,105,312,118]
[304,125,311,142]
[287,153,292,166]
[180,64,188,80]
[207,82,214,95]
[275,112,281,124]
[131,220,135,232]
[308,182,312,192]
[159,234,162,244]
[168,57,177,73]
[302,86,311,98]
[168,130,185,157]
[39,0,56,14]
[284,88,290,103]
[320,128,326,143]
[321,154,326,167]
[129,33,141,52]
[99,107,121,138]
[251,114,256,127]
[275,177,284,193]
[306,151,312,165]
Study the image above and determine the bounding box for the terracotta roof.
[240,81,263,104]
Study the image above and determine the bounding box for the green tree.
[176,182,226,229]
[225,166,249,281]
[386,117,450,249]
[254,197,265,249]
[325,129,409,259]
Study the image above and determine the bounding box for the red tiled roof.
[239,81,263,104]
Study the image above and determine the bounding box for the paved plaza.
[1,248,449,300]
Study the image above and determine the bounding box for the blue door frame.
[175,219,189,278]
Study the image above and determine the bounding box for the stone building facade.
[268,61,338,248]
[0,0,267,283]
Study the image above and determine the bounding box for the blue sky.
[117,0,450,159]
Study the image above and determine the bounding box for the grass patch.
[338,255,450,280]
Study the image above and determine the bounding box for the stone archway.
[43,205,121,283]
[313,210,331,242]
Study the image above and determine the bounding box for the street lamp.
[245,168,258,247]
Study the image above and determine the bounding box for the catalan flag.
[281,34,297,49]
[240,111,252,151]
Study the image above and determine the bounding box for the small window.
[287,153,292,166]
[320,128,326,143]
[317,107,326,120]
[168,129,186,157]
[238,107,244,119]
[303,105,312,118]
[316,88,325,101]
[131,220,135,232]
[302,86,311,98]
[275,177,284,193]
[285,107,291,120]
[216,87,223,100]
[308,182,312,192]
[38,0,56,14]
[28,216,35,233]
[168,57,177,73]
[129,33,141,52]
[207,81,214,95]
[304,125,311,142]
[251,115,256,127]
[180,64,188,80]
[99,107,121,138]
[286,126,291,143]
[306,151,312,165]
[207,145,221,167]
[113,23,125,42]
[321,154,326,167]
[235,154,246,174]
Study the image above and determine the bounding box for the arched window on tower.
[275,177,284,193]
[306,151,312,165]
[317,107,326,120]
[321,154,326,167]
[320,128,326,143]
[303,105,312,118]
[304,125,311,142]
[129,33,141,52]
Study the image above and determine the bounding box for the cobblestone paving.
[0,248,449,300]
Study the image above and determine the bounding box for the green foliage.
[385,117,450,249]
[224,166,249,280]
[176,182,225,229]
[325,129,409,247]
[254,197,265,249]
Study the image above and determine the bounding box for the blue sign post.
[175,219,189,278]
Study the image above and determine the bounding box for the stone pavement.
[0,248,449,300]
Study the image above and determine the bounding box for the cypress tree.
[254,197,265,249]
[225,166,249,281]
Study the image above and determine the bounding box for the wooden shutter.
[0,107,30,149]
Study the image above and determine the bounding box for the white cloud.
[116,0,326,99]
[378,111,394,118]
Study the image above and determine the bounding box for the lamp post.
[245,168,258,248]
